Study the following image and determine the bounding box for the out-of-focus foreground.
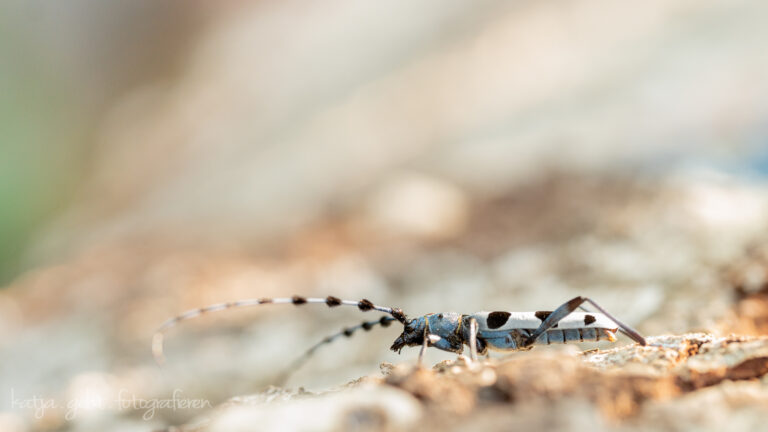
[2,2,768,431]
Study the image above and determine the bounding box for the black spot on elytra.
[487,311,511,329]
[584,314,596,325]
[325,296,342,307]
[358,299,374,311]
[535,311,558,328]
[292,296,307,305]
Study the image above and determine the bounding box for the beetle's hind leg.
[523,296,646,347]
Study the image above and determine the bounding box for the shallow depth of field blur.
[3,1,768,431]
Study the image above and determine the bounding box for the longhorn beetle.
[153,295,646,378]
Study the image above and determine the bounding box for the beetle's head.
[390,317,425,353]
[390,313,462,353]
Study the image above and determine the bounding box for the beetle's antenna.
[152,296,406,365]
[274,315,397,384]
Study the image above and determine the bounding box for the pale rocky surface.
[172,334,768,432]
[5,174,768,432]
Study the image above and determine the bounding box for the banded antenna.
[152,296,406,365]
[275,315,397,384]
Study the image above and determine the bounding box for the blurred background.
[2,0,768,430]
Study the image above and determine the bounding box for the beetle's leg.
[523,296,646,347]
[418,316,430,367]
[468,317,479,362]
[578,305,639,343]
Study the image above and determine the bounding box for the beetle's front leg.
[418,332,464,367]
[418,317,431,367]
